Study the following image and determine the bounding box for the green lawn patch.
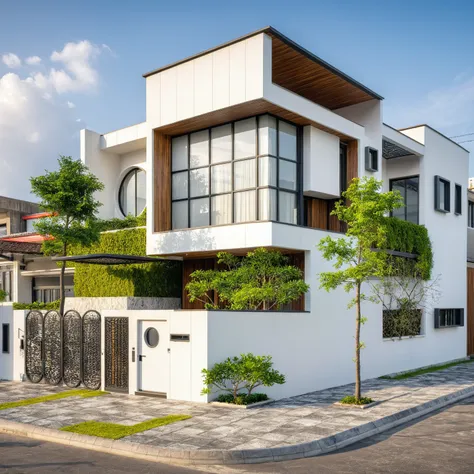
[380,359,474,380]
[60,415,192,440]
[0,389,107,411]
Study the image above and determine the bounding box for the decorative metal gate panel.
[25,311,44,383]
[105,317,129,392]
[43,310,62,385]
[82,311,102,390]
[24,309,102,389]
[63,310,82,388]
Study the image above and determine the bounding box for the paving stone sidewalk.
[1,362,474,453]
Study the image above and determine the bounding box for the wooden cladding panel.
[346,140,358,186]
[270,36,375,110]
[287,252,305,311]
[467,267,474,355]
[182,258,216,310]
[154,131,171,232]
[305,198,328,230]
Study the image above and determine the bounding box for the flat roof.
[142,26,383,102]
[398,124,470,153]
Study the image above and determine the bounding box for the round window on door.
[144,327,159,348]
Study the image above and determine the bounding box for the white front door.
[138,321,169,394]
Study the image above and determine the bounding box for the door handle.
[139,355,146,362]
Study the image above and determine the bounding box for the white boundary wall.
[0,307,26,382]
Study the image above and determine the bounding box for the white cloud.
[25,56,41,66]
[2,53,21,69]
[0,39,107,201]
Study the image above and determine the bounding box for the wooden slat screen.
[153,131,171,232]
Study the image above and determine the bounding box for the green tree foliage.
[30,156,104,315]
[0,289,7,302]
[186,248,309,310]
[318,177,404,401]
[201,353,286,401]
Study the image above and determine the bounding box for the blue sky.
[1,0,474,198]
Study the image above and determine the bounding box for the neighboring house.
[0,197,74,304]
[2,27,471,400]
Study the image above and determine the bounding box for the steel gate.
[105,317,129,392]
[24,309,101,389]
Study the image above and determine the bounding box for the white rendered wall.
[303,126,340,199]
[333,99,383,181]
[417,127,468,344]
[146,34,267,129]
[81,130,120,219]
[0,307,25,382]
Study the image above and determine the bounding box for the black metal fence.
[25,309,101,390]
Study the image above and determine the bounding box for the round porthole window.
[144,328,159,348]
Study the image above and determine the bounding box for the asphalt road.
[1,396,474,474]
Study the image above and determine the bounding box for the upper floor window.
[119,168,146,217]
[434,175,450,213]
[390,176,419,224]
[468,201,474,228]
[454,183,462,215]
[171,114,300,230]
[0,224,7,237]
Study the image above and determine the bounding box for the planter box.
[333,400,378,410]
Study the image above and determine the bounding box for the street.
[1,396,473,473]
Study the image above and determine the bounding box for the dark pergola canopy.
[383,140,415,160]
[52,254,177,265]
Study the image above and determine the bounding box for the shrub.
[216,393,269,405]
[339,395,374,406]
[0,289,7,303]
[383,307,422,339]
[201,353,285,401]
[13,300,60,310]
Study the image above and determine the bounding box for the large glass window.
[0,224,7,237]
[390,176,419,224]
[171,115,300,229]
[119,168,146,217]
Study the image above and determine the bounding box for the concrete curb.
[1,385,474,466]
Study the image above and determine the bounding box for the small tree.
[186,248,309,310]
[318,177,403,402]
[201,353,286,401]
[30,156,104,316]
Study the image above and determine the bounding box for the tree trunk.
[59,243,67,316]
[355,282,361,401]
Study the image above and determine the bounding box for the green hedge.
[95,209,147,232]
[70,227,181,298]
[383,217,433,280]
[13,300,60,310]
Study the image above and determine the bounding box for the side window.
[390,176,419,224]
[434,176,451,213]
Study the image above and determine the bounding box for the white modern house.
[1,27,471,401]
